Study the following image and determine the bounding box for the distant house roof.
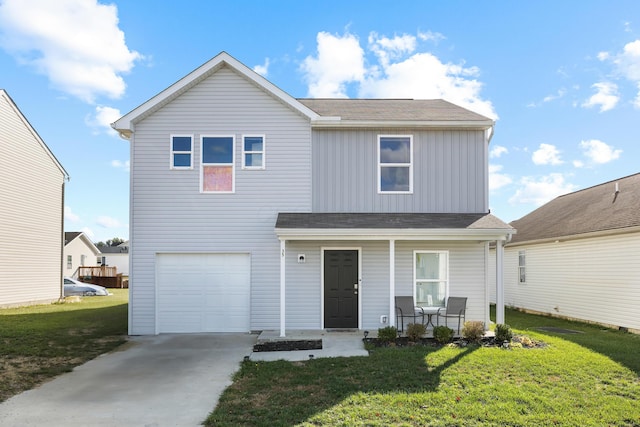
[509,173,640,245]
[64,231,101,255]
[276,213,513,241]
[64,232,82,245]
[100,245,129,254]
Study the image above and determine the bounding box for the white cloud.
[579,139,622,164]
[0,0,141,103]
[532,143,563,166]
[253,57,270,76]
[489,164,512,191]
[111,159,130,171]
[509,174,577,206]
[528,88,567,108]
[582,82,619,112]
[417,31,445,43]
[86,105,121,136]
[300,30,496,119]
[96,215,122,228]
[489,145,508,158]
[64,206,79,222]
[599,39,640,107]
[572,160,584,168]
[300,31,365,98]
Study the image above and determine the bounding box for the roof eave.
[310,119,494,129]
[275,227,514,241]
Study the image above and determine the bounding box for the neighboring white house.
[99,241,129,275]
[64,232,101,278]
[490,173,640,333]
[0,89,69,307]
[113,52,514,336]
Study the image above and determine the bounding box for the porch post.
[389,239,395,327]
[496,239,505,324]
[280,239,286,337]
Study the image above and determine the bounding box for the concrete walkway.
[0,333,256,427]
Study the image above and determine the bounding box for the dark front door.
[324,250,359,328]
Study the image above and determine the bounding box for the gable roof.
[0,89,69,180]
[112,52,322,138]
[298,98,493,128]
[64,231,101,255]
[112,52,494,138]
[509,173,640,245]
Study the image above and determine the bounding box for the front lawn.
[0,290,128,402]
[207,309,640,426]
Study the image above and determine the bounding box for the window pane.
[380,137,410,163]
[244,137,263,152]
[416,253,446,280]
[245,153,263,167]
[172,136,191,152]
[173,153,191,167]
[203,137,233,164]
[381,166,410,192]
[416,282,446,307]
[203,166,233,192]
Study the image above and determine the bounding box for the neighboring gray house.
[490,173,640,333]
[99,241,129,276]
[0,89,69,307]
[64,231,101,277]
[113,52,513,336]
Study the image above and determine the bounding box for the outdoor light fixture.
[363,330,369,338]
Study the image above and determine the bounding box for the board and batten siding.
[312,129,487,213]
[492,232,640,332]
[0,92,65,307]
[129,66,312,334]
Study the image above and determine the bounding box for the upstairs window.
[67,255,72,269]
[242,135,265,169]
[170,135,193,169]
[201,136,235,193]
[378,135,413,193]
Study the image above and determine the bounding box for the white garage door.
[156,253,250,333]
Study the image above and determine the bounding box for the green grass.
[207,308,640,426]
[0,290,128,402]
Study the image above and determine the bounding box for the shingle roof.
[297,98,491,123]
[64,232,82,245]
[509,173,640,244]
[276,213,512,230]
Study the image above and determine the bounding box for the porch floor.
[250,330,369,362]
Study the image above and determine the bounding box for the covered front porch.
[275,213,515,337]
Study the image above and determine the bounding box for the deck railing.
[78,266,117,278]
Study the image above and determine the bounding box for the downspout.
[60,177,69,300]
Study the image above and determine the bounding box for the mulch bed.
[253,340,323,352]
[364,334,546,349]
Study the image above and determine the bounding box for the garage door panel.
[157,253,250,333]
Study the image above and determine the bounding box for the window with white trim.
[378,135,413,193]
[170,135,193,169]
[67,255,72,270]
[518,250,526,284]
[201,135,235,193]
[242,135,265,169]
[414,251,448,307]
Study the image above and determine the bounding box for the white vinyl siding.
[0,91,66,307]
[129,67,312,334]
[494,232,640,332]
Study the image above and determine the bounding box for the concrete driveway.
[0,333,256,427]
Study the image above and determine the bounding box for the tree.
[96,237,126,247]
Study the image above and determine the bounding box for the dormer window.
[378,135,413,193]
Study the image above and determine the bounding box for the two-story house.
[113,52,513,336]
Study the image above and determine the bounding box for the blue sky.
[1,1,639,243]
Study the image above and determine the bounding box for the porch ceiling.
[275,213,515,241]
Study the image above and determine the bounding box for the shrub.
[377,326,398,343]
[406,323,426,342]
[495,324,513,343]
[462,321,485,342]
[432,325,454,344]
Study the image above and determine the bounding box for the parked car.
[63,277,109,296]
